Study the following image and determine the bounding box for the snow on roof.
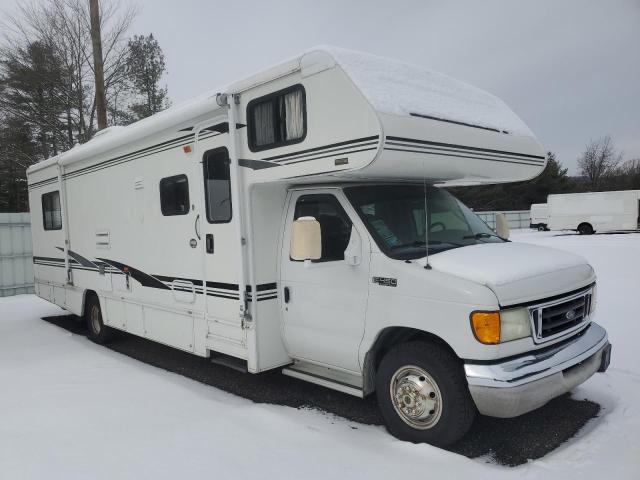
[319,46,533,137]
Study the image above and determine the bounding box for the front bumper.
[464,322,611,418]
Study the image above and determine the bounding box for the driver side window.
[293,194,352,262]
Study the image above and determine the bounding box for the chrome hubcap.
[90,305,101,334]
[390,366,442,429]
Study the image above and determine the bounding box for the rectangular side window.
[160,175,190,216]
[203,148,232,223]
[247,85,306,151]
[293,194,352,263]
[42,191,62,231]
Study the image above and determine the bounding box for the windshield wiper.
[462,232,503,240]
[390,239,465,250]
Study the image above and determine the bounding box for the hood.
[425,242,595,306]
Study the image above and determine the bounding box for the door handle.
[206,234,214,254]
[194,214,201,240]
[284,286,290,303]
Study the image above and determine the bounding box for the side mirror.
[344,226,362,266]
[495,213,510,240]
[290,217,322,261]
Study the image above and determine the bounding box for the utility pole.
[89,0,108,130]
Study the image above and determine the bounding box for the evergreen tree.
[126,34,169,120]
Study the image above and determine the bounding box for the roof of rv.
[308,47,533,137]
[28,46,534,174]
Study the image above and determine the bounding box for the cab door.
[280,189,370,373]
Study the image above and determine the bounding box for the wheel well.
[362,327,460,396]
[81,290,98,317]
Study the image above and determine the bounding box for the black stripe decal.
[247,283,278,292]
[96,258,170,290]
[263,135,379,161]
[272,140,379,163]
[386,136,545,160]
[238,159,281,170]
[385,140,545,164]
[280,146,378,166]
[55,247,97,268]
[384,147,543,166]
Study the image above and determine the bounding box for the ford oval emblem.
[565,309,576,320]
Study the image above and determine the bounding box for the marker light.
[183,145,193,154]
[470,311,501,344]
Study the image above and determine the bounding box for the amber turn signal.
[470,311,501,344]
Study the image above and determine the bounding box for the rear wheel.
[577,222,594,235]
[85,294,113,344]
[537,225,546,231]
[376,341,476,446]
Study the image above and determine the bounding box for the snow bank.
[323,46,533,136]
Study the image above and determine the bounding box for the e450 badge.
[372,276,398,287]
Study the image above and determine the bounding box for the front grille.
[529,288,594,343]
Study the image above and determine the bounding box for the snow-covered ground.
[1,231,638,479]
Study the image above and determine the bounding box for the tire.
[376,341,476,446]
[537,225,546,231]
[85,294,113,344]
[577,223,594,235]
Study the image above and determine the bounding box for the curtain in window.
[252,101,275,146]
[284,89,304,140]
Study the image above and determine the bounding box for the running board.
[282,367,363,398]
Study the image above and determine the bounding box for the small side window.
[293,194,352,263]
[247,85,306,152]
[203,148,232,223]
[160,175,190,216]
[42,191,62,231]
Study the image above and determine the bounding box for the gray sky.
[2,0,639,173]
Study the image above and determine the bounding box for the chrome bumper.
[464,322,611,418]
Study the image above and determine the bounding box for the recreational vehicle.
[27,47,611,446]
[529,203,549,230]
[548,190,640,234]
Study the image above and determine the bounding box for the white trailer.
[529,203,549,230]
[27,47,611,446]
[548,190,640,234]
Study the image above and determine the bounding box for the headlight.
[470,308,531,344]
[499,308,531,342]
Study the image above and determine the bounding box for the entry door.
[280,190,370,373]
[197,135,244,345]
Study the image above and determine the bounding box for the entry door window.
[203,148,232,223]
[293,194,352,262]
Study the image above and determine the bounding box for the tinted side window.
[42,191,62,230]
[203,148,232,223]
[160,175,190,216]
[293,194,352,262]
[247,85,306,151]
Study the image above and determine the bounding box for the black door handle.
[284,286,290,303]
[206,234,214,254]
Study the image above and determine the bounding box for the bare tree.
[1,0,136,142]
[577,135,623,191]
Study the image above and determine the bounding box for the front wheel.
[376,341,476,446]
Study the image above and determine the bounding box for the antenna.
[423,166,431,270]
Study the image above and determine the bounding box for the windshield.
[344,184,504,260]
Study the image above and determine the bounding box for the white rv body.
[27,47,611,445]
[529,203,549,230]
[548,190,640,234]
